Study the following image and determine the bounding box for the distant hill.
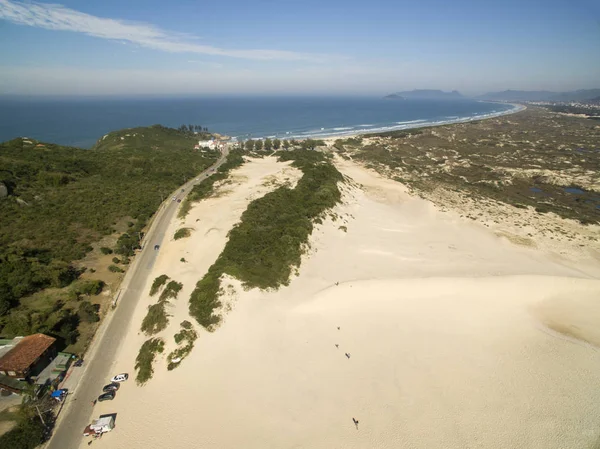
[478,89,600,102]
[547,89,600,102]
[385,89,464,100]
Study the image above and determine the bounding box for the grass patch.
[167,320,198,370]
[142,279,182,335]
[158,280,183,302]
[140,302,169,335]
[135,337,164,385]
[149,274,169,296]
[189,149,343,329]
[338,225,347,232]
[174,227,192,240]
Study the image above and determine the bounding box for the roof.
[0,373,27,392]
[0,334,56,373]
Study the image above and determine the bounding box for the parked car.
[98,391,115,402]
[172,196,176,201]
[177,199,181,203]
[102,383,120,392]
[74,359,84,367]
[110,373,129,383]
[154,244,160,250]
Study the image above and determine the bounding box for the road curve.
[45,147,229,449]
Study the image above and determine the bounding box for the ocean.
[0,96,515,148]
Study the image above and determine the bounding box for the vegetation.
[78,301,100,323]
[174,227,192,240]
[108,265,124,273]
[135,337,164,385]
[0,409,48,449]
[363,128,424,138]
[167,320,198,370]
[140,302,169,335]
[189,149,343,329]
[149,274,169,296]
[159,281,183,302]
[0,125,217,341]
[142,279,182,335]
[178,149,245,219]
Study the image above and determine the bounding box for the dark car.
[177,199,181,203]
[98,391,115,402]
[102,383,120,392]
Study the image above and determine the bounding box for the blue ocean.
[0,96,515,148]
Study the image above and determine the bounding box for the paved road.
[46,148,229,449]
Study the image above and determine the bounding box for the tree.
[264,138,273,151]
[254,140,263,151]
[245,140,255,151]
[283,140,290,149]
[273,139,281,150]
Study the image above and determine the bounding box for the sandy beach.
[87,155,600,449]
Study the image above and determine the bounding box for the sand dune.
[89,156,600,449]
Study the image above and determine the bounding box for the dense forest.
[0,125,217,340]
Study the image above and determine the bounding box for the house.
[198,139,216,150]
[0,334,56,380]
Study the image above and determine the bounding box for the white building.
[198,139,216,150]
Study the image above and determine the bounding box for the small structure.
[0,334,56,379]
[87,414,116,435]
[34,352,72,387]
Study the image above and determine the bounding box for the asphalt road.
[46,147,229,449]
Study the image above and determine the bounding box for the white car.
[172,196,176,201]
[110,373,129,383]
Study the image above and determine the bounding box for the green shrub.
[159,280,183,302]
[112,257,120,264]
[167,321,198,370]
[78,301,100,323]
[149,274,169,296]
[0,413,46,449]
[108,265,124,273]
[189,149,343,329]
[68,279,104,300]
[140,303,169,335]
[100,247,113,255]
[135,337,164,385]
[174,228,192,240]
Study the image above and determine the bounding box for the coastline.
[317,102,526,144]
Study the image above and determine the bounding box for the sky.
[0,0,599,96]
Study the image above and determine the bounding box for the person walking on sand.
[345,352,351,359]
[335,344,339,348]
[352,417,359,429]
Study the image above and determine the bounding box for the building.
[198,139,216,150]
[0,334,56,379]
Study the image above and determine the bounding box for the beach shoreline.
[316,102,527,145]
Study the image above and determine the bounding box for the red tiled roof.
[0,334,56,373]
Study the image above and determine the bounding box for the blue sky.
[0,0,599,95]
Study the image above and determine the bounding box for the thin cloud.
[0,0,333,62]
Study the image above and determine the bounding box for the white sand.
[87,157,600,449]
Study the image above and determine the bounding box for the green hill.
[0,125,218,340]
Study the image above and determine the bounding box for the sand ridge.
[87,156,600,449]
